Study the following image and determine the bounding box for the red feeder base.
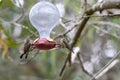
[32,38,57,50]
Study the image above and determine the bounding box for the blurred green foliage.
[0,0,120,80]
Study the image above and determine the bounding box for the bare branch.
[11,22,38,37]
[60,0,120,77]
[77,53,93,77]
[91,21,120,29]
[93,26,120,40]
[71,0,120,49]
[89,50,120,80]
[0,17,38,37]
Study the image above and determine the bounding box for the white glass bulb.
[29,1,60,38]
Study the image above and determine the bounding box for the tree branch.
[59,0,120,77]
[71,0,120,49]
[89,50,120,80]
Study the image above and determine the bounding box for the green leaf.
[5,37,20,48]
[4,0,14,7]
[0,0,3,7]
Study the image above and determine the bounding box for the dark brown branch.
[59,0,120,77]
[70,0,120,65]
[59,53,70,76]
[71,0,120,48]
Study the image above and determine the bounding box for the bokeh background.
[0,0,120,80]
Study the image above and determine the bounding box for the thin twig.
[89,50,120,80]
[13,8,25,23]
[54,24,79,40]
[77,53,93,77]
[0,17,38,37]
[63,14,120,24]
[94,26,120,40]
[59,53,71,77]
[91,21,120,29]
[83,13,120,19]
[55,14,120,42]
[11,22,38,37]
[59,39,74,77]
[84,0,87,12]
